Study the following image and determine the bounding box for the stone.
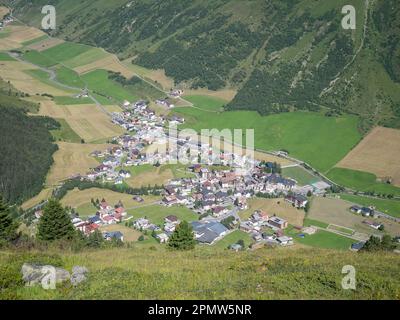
[21,263,70,287]
[70,265,89,286]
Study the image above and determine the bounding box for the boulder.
[70,265,89,287]
[21,263,70,287]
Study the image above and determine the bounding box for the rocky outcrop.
[21,264,88,288]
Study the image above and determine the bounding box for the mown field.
[308,197,400,237]
[339,194,400,219]
[1,247,399,299]
[127,204,198,226]
[285,227,355,250]
[81,69,139,103]
[184,95,227,111]
[282,166,320,186]
[176,109,361,173]
[336,127,400,187]
[327,168,400,196]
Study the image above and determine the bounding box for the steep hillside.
[0,78,58,204]
[1,247,399,299]
[7,0,400,129]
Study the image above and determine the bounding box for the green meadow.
[327,168,400,196]
[82,69,139,103]
[23,50,57,67]
[0,52,15,61]
[184,95,227,111]
[339,194,400,218]
[286,227,354,250]
[127,204,198,226]
[54,66,85,88]
[50,118,81,143]
[24,69,77,94]
[40,42,92,64]
[62,48,108,68]
[213,230,252,249]
[53,96,93,105]
[282,166,320,186]
[176,108,361,173]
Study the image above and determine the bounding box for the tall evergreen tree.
[37,198,76,241]
[167,220,196,250]
[0,195,19,241]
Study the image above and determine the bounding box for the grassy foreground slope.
[1,247,399,299]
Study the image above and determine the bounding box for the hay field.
[60,187,160,209]
[20,188,54,210]
[126,166,174,188]
[121,59,174,90]
[0,60,72,95]
[184,88,237,102]
[46,142,111,185]
[1,25,45,44]
[0,6,9,19]
[75,54,135,79]
[336,127,400,186]
[37,102,124,142]
[27,37,64,51]
[240,198,305,226]
[100,225,142,242]
[308,197,400,237]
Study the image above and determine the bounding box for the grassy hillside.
[9,0,400,129]
[176,109,361,173]
[1,247,399,299]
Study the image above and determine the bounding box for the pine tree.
[0,195,19,241]
[87,229,104,248]
[167,220,196,250]
[37,198,76,241]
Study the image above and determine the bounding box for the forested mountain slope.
[7,0,400,129]
[0,78,58,204]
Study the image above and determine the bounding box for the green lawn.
[327,168,400,196]
[127,204,198,226]
[0,52,15,61]
[303,218,329,229]
[213,230,252,249]
[40,42,92,64]
[286,227,354,250]
[81,69,139,103]
[282,166,319,186]
[50,118,81,143]
[176,109,361,173]
[54,66,85,88]
[339,194,400,218]
[76,202,97,218]
[185,95,227,111]
[23,50,57,67]
[53,96,93,105]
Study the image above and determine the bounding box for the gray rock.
[72,266,88,275]
[70,265,89,286]
[70,273,87,286]
[21,263,70,287]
